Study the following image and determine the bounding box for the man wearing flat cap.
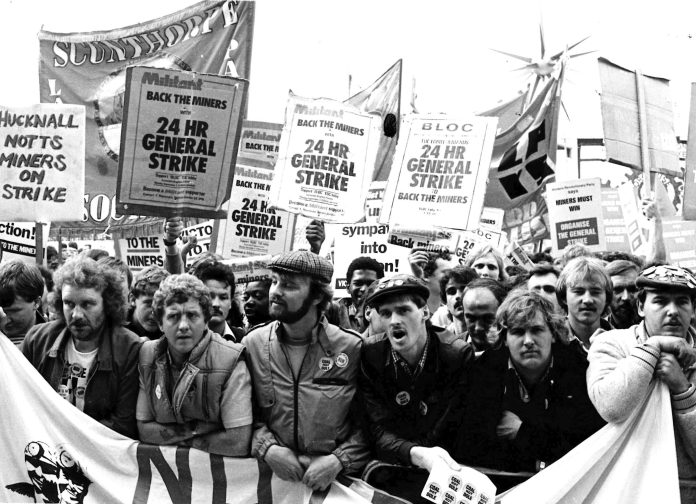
[588,264,696,501]
[243,250,368,492]
[358,273,473,501]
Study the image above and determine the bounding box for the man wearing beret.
[588,264,696,502]
[243,250,368,492]
[358,274,473,501]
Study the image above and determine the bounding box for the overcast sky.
[2,0,695,139]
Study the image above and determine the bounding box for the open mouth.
[391,328,407,340]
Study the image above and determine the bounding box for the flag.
[483,62,565,244]
[478,90,528,134]
[345,60,402,182]
[597,57,680,177]
[38,0,255,238]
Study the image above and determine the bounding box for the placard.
[221,255,272,286]
[546,178,606,252]
[601,188,632,252]
[117,66,248,218]
[115,235,166,274]
[662,219,696,269]
[0,222,50,264]
[0,104,85,222]
[216,121,295,258]
[270,94,382,223]
[381,114,497,230]
[616,182,646,254]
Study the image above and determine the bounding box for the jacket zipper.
[293,349,311,451]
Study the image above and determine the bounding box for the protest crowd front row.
[4,203,696,503]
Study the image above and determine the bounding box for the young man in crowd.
[0,260,46,346]
[195,261,245,342]
[136,274,252,456]
[22,257,142,438]
[438,266,478,338]
[243,278,272,329]
[605,259,641,330]
[359,274,472,502]
[327,257,384,332]
[244,250,368,492]
[526,263,561,312]
[556,256,613,354]
[456,291,604,473]
[588,264,696,502]
[125,265,169,340]
[463,278,508,355]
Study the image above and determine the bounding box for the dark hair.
[606,260,640,278]
[38,265,54,292]
[497,290,569,344]
[346,256,385,285]
[84,248,110,262]
[422,249,452,278]
[196,261,236,295]
[529,252,554,264]
[186,252,224,277]
[0,261,45,307]
[46,246,58,260]
[131,265,170,298]
[464,277,509,305]
[309,276,334,312]
[52,257,127,326]
[153,274,212,324]
[97,256,133,290]
[530,262,560,279]
[439,266,478,303]
[597,251,644,269]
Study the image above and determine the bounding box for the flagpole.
[683,83,696,220]
[635,69,652,195]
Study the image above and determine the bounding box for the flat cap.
[636,264,696,293]
[267,250,333,283]
[365,273,430,307]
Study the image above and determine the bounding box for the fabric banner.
[216,121,296,258]
[38,0,255,236]
[597,57,680,177]
[483,66,564,244]
[0,336,407,504]
[545,178,606,253]
[0,222,50,265]
[496,382,679,504]
[116,67,248,218]
[270,94,382,223]
[0,104,85,222]
[381,114,497,231]
[345,60,402,182]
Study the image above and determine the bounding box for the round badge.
[335,353,349,368]
[395,391,411,406]
[419,400,428,416]
[319,357,334,372]
[155,384,162,400]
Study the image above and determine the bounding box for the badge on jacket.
[395,391,410,405]
[155,384,162,400]
[319,357,334,372]
[335,353,349,368]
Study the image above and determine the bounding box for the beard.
[270,293,317,324]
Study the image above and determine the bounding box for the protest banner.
[114,234,166,274]
[221,254,272,286]
[0,222,50,265]
[421,460,496,504]
[332,223,411,292]
[365,181,388,223]
[546,178,606,253]
[117,67,247,218]
[662,218,696,269]
[483,65,564,244]
[0,104,84,222]
[0,336,408,504]
[181,219,214,264]
[270,93,382,223]
[505,240,535,270]
[380,114,497,231]
[601,188,632,252]
[216,121,296,258]
[616,182,646,253]
[38,0,255,236]
[479,207,505,233]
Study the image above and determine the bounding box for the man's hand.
[164,217,184,243]
[496,410,522,440]
[264,445,305,481]
[648,336,696,369]
[180,234,198,257]
[306,220,326,254]
[641,197,661,222]
[657,353,691,394]
[301,454,343,492]
[409,446,459,472]
[408,249,430,278]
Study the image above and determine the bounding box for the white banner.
[115,235,166,274]
[0,222,50,264]
[0,104,85,222]
[270,94,382,223]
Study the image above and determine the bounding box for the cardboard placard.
[546,178,606,252]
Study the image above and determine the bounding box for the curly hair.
[52,257,127,326]
[195,261,236,295]
[153,274,212,324]
[131,265,170,299]
[497,290,569,344]
[346,257,385,285]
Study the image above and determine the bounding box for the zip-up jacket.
[22,319,142,438]
[243,317,369,475]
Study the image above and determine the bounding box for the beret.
[636,264,696,293]
[267,250,333,283]
[365,273,430,307]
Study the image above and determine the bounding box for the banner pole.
[683,83,696,220]
[635,69,652,196]
[35,222,44,265]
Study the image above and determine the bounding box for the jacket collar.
[47,323,113,371]
[155,329,213,366]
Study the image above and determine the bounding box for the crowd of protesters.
[5,198,696,503]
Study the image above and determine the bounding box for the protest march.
[2,1,696,503]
